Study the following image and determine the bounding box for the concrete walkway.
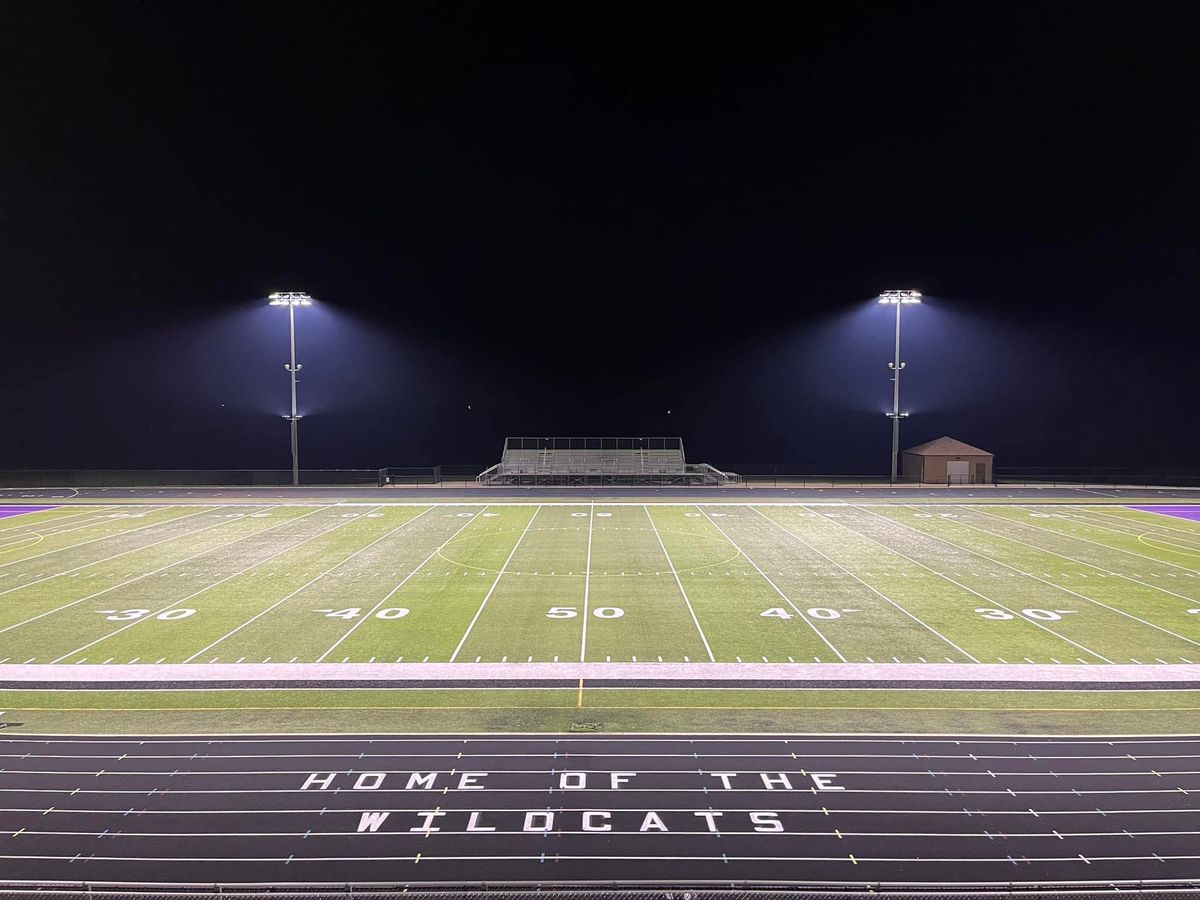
[4,661,1200,685]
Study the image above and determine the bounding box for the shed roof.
[903,436,993,457]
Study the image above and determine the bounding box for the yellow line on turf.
[577,677,584,708]
[1138,533,1200,557]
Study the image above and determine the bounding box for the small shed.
[902,436,994,484]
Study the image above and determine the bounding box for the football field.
[1,501,1199,666]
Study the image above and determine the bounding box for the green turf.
[1,501,1199,666]
[4,687,1199,735]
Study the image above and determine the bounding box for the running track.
[2,733,1200,887]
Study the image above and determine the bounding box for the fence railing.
[0,469,384,488]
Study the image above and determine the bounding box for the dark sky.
[1,2,1196,473]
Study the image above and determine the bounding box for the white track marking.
[951,506,1200,631]
[1011,506,1200,575]
[579,503,594,662]
[8,804,1198,818]
[10,764,1200,777]
[816,507,1114,663]
[449,506,541,662]
[0,509,262,637]
[51,507,338,662]
[179,506,401,662]
[699,508,846,662]
[317,508,475,662]
[643,505,714,662]
[752,507,979,662]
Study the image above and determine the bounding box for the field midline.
[2,662,1200,684]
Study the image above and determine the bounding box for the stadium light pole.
[268,291,313,486]
[878,290,922,482]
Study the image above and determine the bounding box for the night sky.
[1,2,1196,474]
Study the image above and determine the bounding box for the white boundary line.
[51,506,339,663]
[699,507,846,662]
[643,505,714,662]
[317,508,475,662]
[179,505,397,662]
[449,506,540,662]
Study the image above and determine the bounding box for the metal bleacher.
[476,437,741,486]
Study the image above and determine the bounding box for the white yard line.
[579,502,594,663]
[752,507,979,662]
[317,507,475,662]
[821,507,1114,663]
[51,506,338,663]
[0,508,255,636]
[0,506,118,536]
[1010,505,1200,575]
[0,508,145,551]
[643,505,715,662]
[179,506,398,662]
[700,507,846,662]
[1080,506,1200,540]
[449,506,541,662]
[0,506,189,569]
[962,506,1200,614]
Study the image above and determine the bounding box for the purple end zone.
[1130,505,1200,523]
[0,505,58,519]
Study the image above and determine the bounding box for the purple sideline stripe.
[0,505,58,519]
[1130,505,1200,523]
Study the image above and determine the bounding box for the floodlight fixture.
[269,291,313,307]
[269,291,315,485]
[878,290,921,482]
[877,290,922,305]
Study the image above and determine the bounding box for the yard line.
[751,507,979,662]
[180,506,401,662]
[961,506,1200,616]
[1082,506,1200,540]
[50,506,337,662]
[0,506,189,569]
[0,508,259,636]
[816,507,1114,663]
[700,508,846,662]
[449,506,541,662]
[317,507,474,662]
[1010,506,1200,576]
[643,505,714,662]
[0,507,148,551]
[579,503,595,662]
[0,505,118,536]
